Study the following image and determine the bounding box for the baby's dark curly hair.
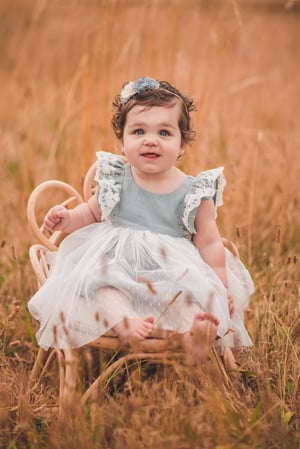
[111,80,196,145]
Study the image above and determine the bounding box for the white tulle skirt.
[28,222,254,350]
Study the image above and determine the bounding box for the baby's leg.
[182,312,219,364]
[97,287,154,345]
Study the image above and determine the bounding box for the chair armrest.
[27,180,83,251]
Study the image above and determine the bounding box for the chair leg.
[58,348,78,418]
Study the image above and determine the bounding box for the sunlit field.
[0,0,299,448]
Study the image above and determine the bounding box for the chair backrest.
[27,178,86,287]
[82,162,96,201]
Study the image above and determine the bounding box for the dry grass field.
[0,0,299,448]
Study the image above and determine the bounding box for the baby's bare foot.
[182,312,219,363]
[113,315,155,346]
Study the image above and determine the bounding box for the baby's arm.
[43,195,101,233]
[193,199,234,316]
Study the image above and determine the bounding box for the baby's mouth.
[142,152,160,159]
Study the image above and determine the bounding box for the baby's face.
[121,103,185,175]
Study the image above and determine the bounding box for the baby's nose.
[143,135,158,146]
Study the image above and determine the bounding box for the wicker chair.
[27,161,238,416]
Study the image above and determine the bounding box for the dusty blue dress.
[28,151,254,350]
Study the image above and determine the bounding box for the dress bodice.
[94,151,226,239]
[117,165,192,237]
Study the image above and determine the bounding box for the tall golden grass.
[0,0,299,448]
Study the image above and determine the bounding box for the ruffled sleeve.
[182,167,226,235]
[94,151,125,221]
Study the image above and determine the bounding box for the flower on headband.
[120,77,160,104]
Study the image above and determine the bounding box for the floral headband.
[120,77,163,104]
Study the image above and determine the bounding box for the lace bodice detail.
[94,152,124,220]
[182,167,226,235]
[94,151,226,237]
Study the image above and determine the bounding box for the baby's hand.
[43,205,71,232]
[227,291,234,317]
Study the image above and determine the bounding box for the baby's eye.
[134,129,144,135]
[159,130,170,136]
